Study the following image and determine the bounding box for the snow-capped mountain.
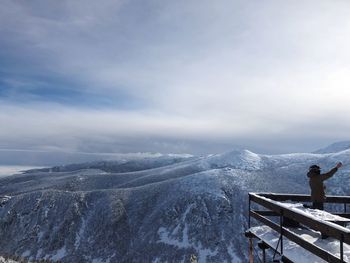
[0,146,350,262]
[314,140,350,154]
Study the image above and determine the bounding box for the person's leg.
[312,202,324,210]
[319,202,324,210]
[312,202,328,238]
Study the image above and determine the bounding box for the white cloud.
[1,102,350,155]
[1,0,350,156]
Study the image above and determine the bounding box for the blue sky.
[1,0,350,164]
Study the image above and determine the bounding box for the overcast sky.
[1,0,350,164]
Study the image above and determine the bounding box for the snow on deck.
[277,202,350,222]
[250,199,350,262]
[250,225,350,262]
[255,194,350,232]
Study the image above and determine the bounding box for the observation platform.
[245,193,350,263]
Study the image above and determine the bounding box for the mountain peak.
[207,149,262,170]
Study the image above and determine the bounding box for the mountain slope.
[314,141,350,154]
[0,149,350,262]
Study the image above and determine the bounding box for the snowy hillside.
[314,140,350,154]
[0,257,18,263]
[0,147,350,262]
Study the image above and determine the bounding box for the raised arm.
[320,162,342,181]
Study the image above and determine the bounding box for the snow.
[0,166,44,177]
[0,257,19,263]
[0,196,11,206]
[227,243,242,263]
[254,195,350,232]
[75,217,87,249]
[92,258,110,263]
[158,204,219,262]
[197,247,218,263]
[1,146,350,262]
[158,220,218,262]
[279,202,350,222]
[51,246,67,260]
[76,169,108,176]
[37,231,44,241]
[207,150,263,170]
[36,248,43,259]
[21,250,31,257]
[158,224,190,248]
[250,225,350,262]
[174,169,236,199]
[249,197,350,262]
[44,207,49,218]
[315,141,350,154]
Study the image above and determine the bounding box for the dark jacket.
[307,167,338,202]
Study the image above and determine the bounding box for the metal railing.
[246,192,350,263]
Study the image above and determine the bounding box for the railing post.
[248,194,251,228]
[258,241,269,263]
[249,238,254,263]
[344,203,347,213]
[262,249,266,263]
[280,210,283,256]
[340,234,344,262]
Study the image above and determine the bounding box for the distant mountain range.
[0,143,349,262]
[314,140,350,154]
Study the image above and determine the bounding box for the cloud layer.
[1,0,350,162]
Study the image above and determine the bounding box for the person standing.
[307,162,342,210]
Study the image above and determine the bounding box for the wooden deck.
[246,192,350,263]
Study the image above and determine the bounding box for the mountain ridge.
[314,140,350,154]
[0,146,350,262]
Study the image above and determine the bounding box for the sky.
[1,0,350,165]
